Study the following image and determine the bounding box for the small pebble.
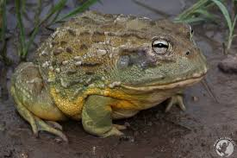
[218,54,237,74]
[19,152,28,158]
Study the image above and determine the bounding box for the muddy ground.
[0,0,237,158]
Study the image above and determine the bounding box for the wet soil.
[0,0,237,158]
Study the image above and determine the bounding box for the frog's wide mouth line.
[121,74,206,91]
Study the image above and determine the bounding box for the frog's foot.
[100,124,127,137]
[165,94,186,112]
[13,95,68,142]
[34,117,68,142]
[14,98,68,142]
[101,126,124,138]
[82,95,128,137]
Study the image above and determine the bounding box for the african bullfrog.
[11,11,207,142]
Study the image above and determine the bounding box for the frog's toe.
[101,126,124,138]
[113,124,127,130]
[35,117,68,142]
[46,121,63,130]
[165,95,186,112]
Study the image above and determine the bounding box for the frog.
[10,11,207,142]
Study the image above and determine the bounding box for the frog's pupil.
[153,43,168,48]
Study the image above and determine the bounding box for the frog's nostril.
[185,51,190,56]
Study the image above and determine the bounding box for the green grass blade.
[211,0,236,51]
[48,8,62,25]
[21,0,26,13]
[25,25,39,58]
[175,0,210,21]
[194,9,216,21]
[0,0,8,63]
[22,0,42,59]
[34,0,42,25]
[27,0,67,55]
[132,0,170,18]
[227,15,237,50]
[38,0,67,27]
[56,0,98,22]
[30,0,66,33]
[211,0,232,32]
[0,0,6,42]
[15,0,26,58]
[233,15,237,28]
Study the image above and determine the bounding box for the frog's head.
[112,20,208,91]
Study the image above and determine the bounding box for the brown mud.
[0,0,237,158]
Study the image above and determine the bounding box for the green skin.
[10,12,208,142]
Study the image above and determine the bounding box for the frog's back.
[35,11,157,103]
[34,11,196,118]
[35,11,151,117]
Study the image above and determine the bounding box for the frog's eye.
[188,25,194,39]
[152,39,169,55]
[188,24,194,34]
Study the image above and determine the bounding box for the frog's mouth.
[121,72,206,92]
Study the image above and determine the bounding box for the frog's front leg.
[165,92,186,112]
[82,95,126,137]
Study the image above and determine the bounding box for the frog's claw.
[165,94,186,112]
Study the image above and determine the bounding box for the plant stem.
[15,0,27,60]
[0,0,9,64]
[176,0,210,21]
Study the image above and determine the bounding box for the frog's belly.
[133,88,180,109]
[136,91,172,109]
[111,89,180,119]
